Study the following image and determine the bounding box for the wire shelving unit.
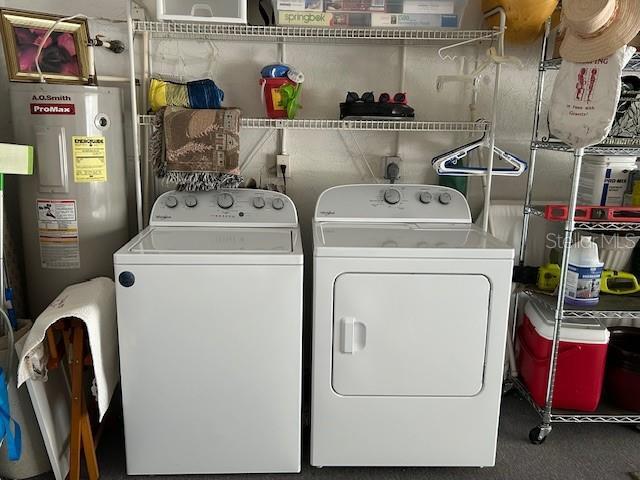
[511,21,640,444]
[127,3,507,231]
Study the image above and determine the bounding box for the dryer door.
[332,273,490,397]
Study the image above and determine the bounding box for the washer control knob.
[165,195,178,208]
[272,197,285,210]
[439,192,452,205]
[252,197,266,209]
[185,195,198,208]
[419,191,433,204]
[383,189,401,205]
[217,193,234,209]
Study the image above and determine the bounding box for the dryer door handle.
[340,317,366,354]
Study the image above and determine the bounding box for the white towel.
[17,277,119,421]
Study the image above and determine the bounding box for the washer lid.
[114,226,303,265]
[315,223,514,259]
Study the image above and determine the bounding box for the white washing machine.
[114,189,303,475]
[310,184,514,468]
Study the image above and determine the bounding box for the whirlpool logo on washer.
[319,211,335,216]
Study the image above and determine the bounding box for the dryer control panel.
[150,189,298,227]
[314,184,471,223]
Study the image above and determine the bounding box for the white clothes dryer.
[114,189,303,475]
[310,184,514,468]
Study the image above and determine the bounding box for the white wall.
[0,0,573,291]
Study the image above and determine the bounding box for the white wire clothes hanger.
[432,122,528,177]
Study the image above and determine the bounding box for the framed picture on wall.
[0,9,90,84]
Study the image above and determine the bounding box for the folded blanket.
[151,106,243,191]
[148,78,224,112]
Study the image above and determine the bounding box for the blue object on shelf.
[261,64,290,78]
[187,79,224,109]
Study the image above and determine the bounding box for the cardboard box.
[402,0,455,14]
[276,0,323,11]
[371,12,458,27]
[324,0,386,12]
[278,10,370,25]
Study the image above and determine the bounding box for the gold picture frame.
[0,9,90,84]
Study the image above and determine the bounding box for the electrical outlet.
[277,154,292,178]
[383,156,402,180]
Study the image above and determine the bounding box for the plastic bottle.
[565,236,605,306]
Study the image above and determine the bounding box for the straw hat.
[560,0,640,62]
[483,0,559,44]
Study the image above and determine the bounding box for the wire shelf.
[541,53,640,72]
[138,114,489,132]
[525,290,640,320]
[532,139,640,156]
[511,378,640,424]
[133,21,498,45]
[574,222,640,232]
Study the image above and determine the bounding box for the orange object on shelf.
[544,204,640,222]
[483,0,559,44]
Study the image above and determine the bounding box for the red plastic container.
[259,77,296,119]
[517,301,609,412]
[606,327,640,411]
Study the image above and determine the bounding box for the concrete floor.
[33,391,640,480]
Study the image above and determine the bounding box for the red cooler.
[517,301,609,412]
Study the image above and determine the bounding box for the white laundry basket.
[0,319,51,479]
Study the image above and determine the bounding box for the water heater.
[10,83,129,316]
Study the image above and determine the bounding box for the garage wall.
[0,1,572,316]
[0,0,571,203]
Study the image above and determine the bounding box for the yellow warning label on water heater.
[72,136,107,183]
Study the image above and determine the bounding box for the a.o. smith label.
[30,103,76,115]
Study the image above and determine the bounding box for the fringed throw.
[150,106,243,191]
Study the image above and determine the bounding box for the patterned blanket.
[151,106,243,191]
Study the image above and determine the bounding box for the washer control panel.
[151,189,298,227]
[314,184,471,223]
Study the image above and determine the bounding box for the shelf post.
[518,19,551,269]
[481,7,506,233]
[507,19,552,379]
[127,4,144,232]
[538,147,585,440]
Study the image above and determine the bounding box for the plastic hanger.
[432,131,527,177]
[437,34,499,62]
[436,47,523,91]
